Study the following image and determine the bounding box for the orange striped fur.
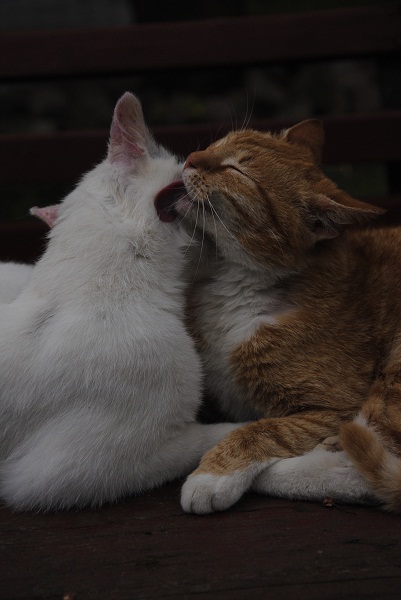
[177,120,401,512]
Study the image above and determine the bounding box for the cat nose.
[184,151,204,170]
[184,153,197,170]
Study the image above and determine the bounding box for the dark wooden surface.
[0,5,400,80]
[2,112,401,185]
[1,481,401,599]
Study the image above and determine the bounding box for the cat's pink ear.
[284,120,324,164]
[30,204,59,228]
[108,92,151,166]
[307,193,385,241]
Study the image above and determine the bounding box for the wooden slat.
[1,130,107,185]
[1,481,401,599]
[1,112,401,185]
[0,5,400,80]
[320,111,401,164]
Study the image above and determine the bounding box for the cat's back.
[348,224,401,261]
[0,262,33,303]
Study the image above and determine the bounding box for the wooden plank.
[158,112,401,165]
[321,111,401,164]
[1,112,401,185]
[1,482,401,599]
[0,5,400,80]
[0,130,107,185]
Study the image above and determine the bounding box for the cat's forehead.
[211,130,280,154]
[209,129,311,167]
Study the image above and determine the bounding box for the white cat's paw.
[181,472,250,514]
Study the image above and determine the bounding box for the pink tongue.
[155,180,187,223]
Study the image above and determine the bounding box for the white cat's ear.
[284,119,324,165]
[30,204,59,228]
[108,92,153,166]
[307,193,385,241]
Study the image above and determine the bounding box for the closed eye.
[221,164,247,177]
[220,163,256,186]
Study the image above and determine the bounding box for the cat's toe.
[181,473,216,514]
[181,472,249,514]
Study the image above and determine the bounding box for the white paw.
[252,449,378,505]
[181,472,251,514]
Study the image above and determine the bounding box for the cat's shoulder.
[348,224,401,250]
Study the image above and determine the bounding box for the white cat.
[0,262,33,303]
[0,207,69,304]
[2,227,371,513]
[0,92,240,511]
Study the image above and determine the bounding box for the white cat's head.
[41,93,188,269]
[104,92,185,242]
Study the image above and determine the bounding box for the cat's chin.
[155,180,187,222]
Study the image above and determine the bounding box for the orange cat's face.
[176,121,383,272]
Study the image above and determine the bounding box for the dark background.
[0,0,398,219]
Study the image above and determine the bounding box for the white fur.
[252,446,378,506]
[0,93,241,511]
[190,254,295,421]
[0,262,33,303]
[181,446,377,514]
[354,412,369,427]
[181,460,276,514]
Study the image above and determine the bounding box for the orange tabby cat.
[166,120,401,513]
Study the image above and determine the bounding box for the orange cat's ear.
[306,193,385,241]
[284,120,324,164]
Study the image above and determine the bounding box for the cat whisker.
[188,200,206,282]
[213,121,228,145]
[226,99,238,133]
[240,88,256,131]
[177,192,197,228]
[193,200,206,279]
[206,196,238,244]
[99,200,115,221]
[234,110,239,133]
[183,194,202,258]
[206,196,219,263]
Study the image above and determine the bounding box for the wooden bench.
[1,3,401,262]
[1,5,401,599]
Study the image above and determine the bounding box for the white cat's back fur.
[0,262,33,303]
[0,93,240,511]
